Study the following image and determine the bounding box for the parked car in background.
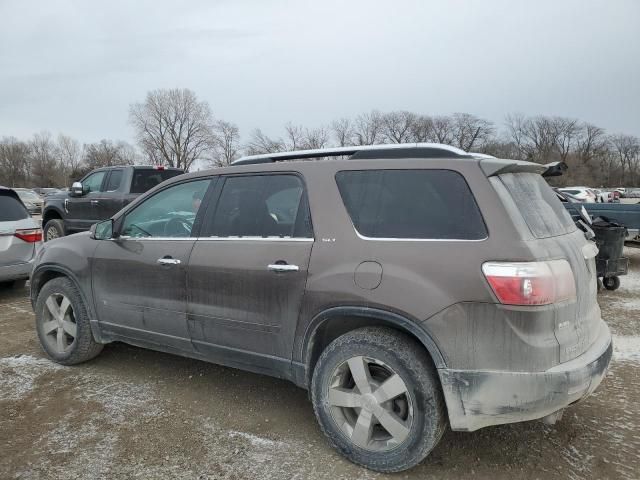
[14,188,44,215]
[558,187,598,203]
[42,165,183,241]
[33,187,64,198]
[0,187,42,288]
[625,189,640,199]
[31,144,612,472]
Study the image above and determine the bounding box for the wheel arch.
[301,306,446,388]
[42,206,64,225]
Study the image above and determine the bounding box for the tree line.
[2,88,639,188]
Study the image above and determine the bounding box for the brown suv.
[31,144,612,472]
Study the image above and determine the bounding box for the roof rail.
[232,143,469,166]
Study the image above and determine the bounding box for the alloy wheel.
[39,293,77,354]
[327,356,414,452]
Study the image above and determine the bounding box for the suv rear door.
[187,173,314,375]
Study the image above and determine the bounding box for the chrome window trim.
[197,236,314,242]
[116,236,195,241]
[353,229,488,242]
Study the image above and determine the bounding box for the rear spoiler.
[479,159,567,177]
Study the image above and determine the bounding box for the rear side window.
[105,169,123,191]
[207,174,312,238]
[0,192,29,221]
[496,173,576,238]
[335,169,487,240]
[130,169,184,194]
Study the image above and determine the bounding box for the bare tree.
[83,140,136,170]
[430,116,455,144]
[211,120,241,167]
[30,132,62,186]
[129,88,215,171]
[576,123,607,162]
[552,117,580,162]
[609,133,640,185]
[409,115,434,142]
[352,111,383,145]
[381,111,416,143]
[0,137,30,187]
[245,129,284,155]
[451,113,495,151]
[331,118,354,147]
[57,134,84,186]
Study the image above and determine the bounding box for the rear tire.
[603,276,620,291]
[35,277,103,365]
[311,327,447,473]
[44,219,65,242]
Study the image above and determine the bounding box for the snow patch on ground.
[612,335,640,362]
[0,355,62,400]
[228,430,285,448]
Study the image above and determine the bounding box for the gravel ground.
[1,248,639,480]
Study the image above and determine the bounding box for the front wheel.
[43,219,65,242]
[311,327,447,473]
[35,277,103,365]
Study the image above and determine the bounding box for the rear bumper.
[0,259,33,282]
[440,320,612,432]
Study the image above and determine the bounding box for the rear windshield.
[335,169,487,240]
[0,192,29,221]
[130,169,183,194]
[496,173,576,238]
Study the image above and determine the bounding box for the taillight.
[14,228,42,243]
[482,260,576,306]
[154,165,165,170]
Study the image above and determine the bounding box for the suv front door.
[187,173,314,376]
[92,178,213,352]
[66,170,107,231]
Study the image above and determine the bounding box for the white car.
[558,187,597,203]
[0,187,43,288]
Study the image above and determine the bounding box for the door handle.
[268,263,299,272]
[91,200,99,204]
[157,257,181,266]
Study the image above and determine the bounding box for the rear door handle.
[268,263,299,272]
[157,257,181,266]
[91,200,99,204]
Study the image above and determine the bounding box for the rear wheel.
[35,277,103,365]
[311,327,447,473]
[603,276,620,291]
[44,219,65,242]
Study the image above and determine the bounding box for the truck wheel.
[35,277,103,365]
[603,276,620,291]
[44,219,65,242]
[311,327,447,473]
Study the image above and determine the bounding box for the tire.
[311,327,447,473]
[35,276,103,365]
[44,219,65,242]
[603,276,621,291]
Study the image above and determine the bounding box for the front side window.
[336,169,487,240]
[82,171,106,193]
[121,179,211,238]
[208,174,312,238]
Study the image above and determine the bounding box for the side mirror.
[70,181,84,197]
[91,219,114,240]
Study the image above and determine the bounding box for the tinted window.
[105,169,123,191]
[496,173,576,239]
[130,169,184,194]
[121,179,211,238]
[336,169,487,240]
[208,174,312,238]
[0,192,29,221]
[83,171,106,193]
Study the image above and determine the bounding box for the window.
[130,169,184,194]
[105,169,123,192]
[336,169,487,240]
[496,173,576,239]
[0,192,29,221]
[82,171,106,193]
[121,179,211,238]
[208,174,312,238]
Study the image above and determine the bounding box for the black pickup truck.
[42,165,183,241]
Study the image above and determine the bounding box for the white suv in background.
[558,187,598,203]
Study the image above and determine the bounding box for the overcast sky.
[1,0,638,146]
